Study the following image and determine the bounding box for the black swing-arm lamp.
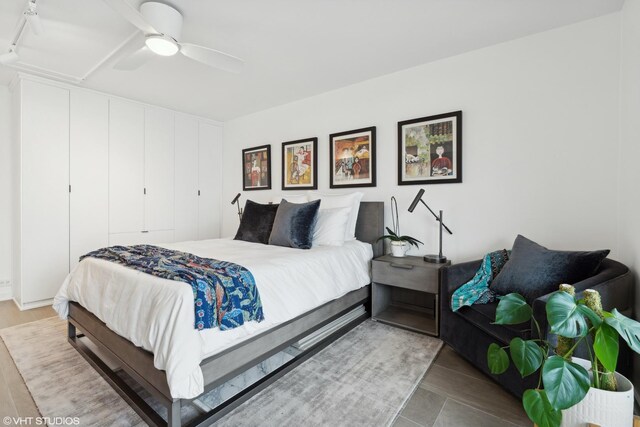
[231,193,243,222]
[408,189,452,263]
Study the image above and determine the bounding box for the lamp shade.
[408,189,425,213]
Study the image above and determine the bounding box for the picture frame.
[329,126,376,188]
[282,137,318,190]
[398,111,462,185]
[242,145,272,191]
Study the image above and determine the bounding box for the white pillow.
[312,207,351,247]
[307,191,364,241]
[271,194,308,204]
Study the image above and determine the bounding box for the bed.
[55,201,383,427]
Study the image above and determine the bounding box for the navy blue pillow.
[269,199,321,249]
[490,235,609,303]
[234,200,280,244]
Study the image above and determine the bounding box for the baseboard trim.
[13,298,54,311]
[0,287,12,301]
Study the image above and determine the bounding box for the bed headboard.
[355,201,384,258]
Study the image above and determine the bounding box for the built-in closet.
[11,76,222,309]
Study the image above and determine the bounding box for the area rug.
[1,317,442,426]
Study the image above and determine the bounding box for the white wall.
[222,14,621,262]
[618,0,640,392]
[0,85,11,291]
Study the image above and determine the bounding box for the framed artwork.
[398,111,462,185]
[329,126,376,188]
[242,145,271,191]
[282,137,318,190]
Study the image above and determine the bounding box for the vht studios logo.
[3,417,80,426]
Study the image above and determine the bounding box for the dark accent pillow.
[269,199,321,249]
[490,235,609,303]
[234,200,280,244]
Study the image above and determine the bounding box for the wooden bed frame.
[67,201,384,427]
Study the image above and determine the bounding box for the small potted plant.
[377,227,423,257]
[487,286,638,427]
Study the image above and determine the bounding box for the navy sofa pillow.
[269,199,321,249]
[490,235,609,303]
[234,200,280,244]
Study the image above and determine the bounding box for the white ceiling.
[0,0,624,121]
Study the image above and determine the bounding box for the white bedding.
[53,239,372,399]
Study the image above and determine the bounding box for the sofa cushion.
[490,235,609,303]
[456,302,532,344]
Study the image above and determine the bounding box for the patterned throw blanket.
[81,245,264,331]
[451,249,509,311]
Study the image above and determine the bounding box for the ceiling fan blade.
[102,0,158,34]
[114,45,156,70]
[26,14,44,36]
[180,43,244,74]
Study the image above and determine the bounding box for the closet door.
[70,90,108,269]
[144,107,175,232]
[174,114,199,242]
[20,80,70,303]
[109,99,145,235]
[198,122,222,239]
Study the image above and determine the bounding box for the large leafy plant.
[376,227,423,248]
[487,290,640,427]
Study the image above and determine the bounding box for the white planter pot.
[560,358,634,427]
[390,241,408,257]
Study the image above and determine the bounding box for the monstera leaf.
[546,292,599,338]
[604,309,640,354]
[494,293,532,325]
[509,338,543,377]
[487,343,509,375]
[542,356,590,410]
[523,389,562,427]
[594,322,619,372]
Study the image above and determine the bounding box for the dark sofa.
[440,258,633,398]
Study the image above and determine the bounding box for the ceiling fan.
[104,0,244,73]
[0,0,44,65]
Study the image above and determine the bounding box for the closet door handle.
[141,230,149,234]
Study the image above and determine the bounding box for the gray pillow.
[490,235,609,303]
[269,199,321,249]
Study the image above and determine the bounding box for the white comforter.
[53,239,372,399]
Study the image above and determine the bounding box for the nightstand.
[371,255,450,336]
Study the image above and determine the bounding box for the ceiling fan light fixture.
[145,34,179,56]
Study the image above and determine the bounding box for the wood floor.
[0,300,528,426]
[392,345,529,426]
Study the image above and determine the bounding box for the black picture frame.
[397,111,462,185]
[242,144,272,191]
[281,137,318,190]
[329,126,376,189]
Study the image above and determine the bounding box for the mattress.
[53,239,372,399]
